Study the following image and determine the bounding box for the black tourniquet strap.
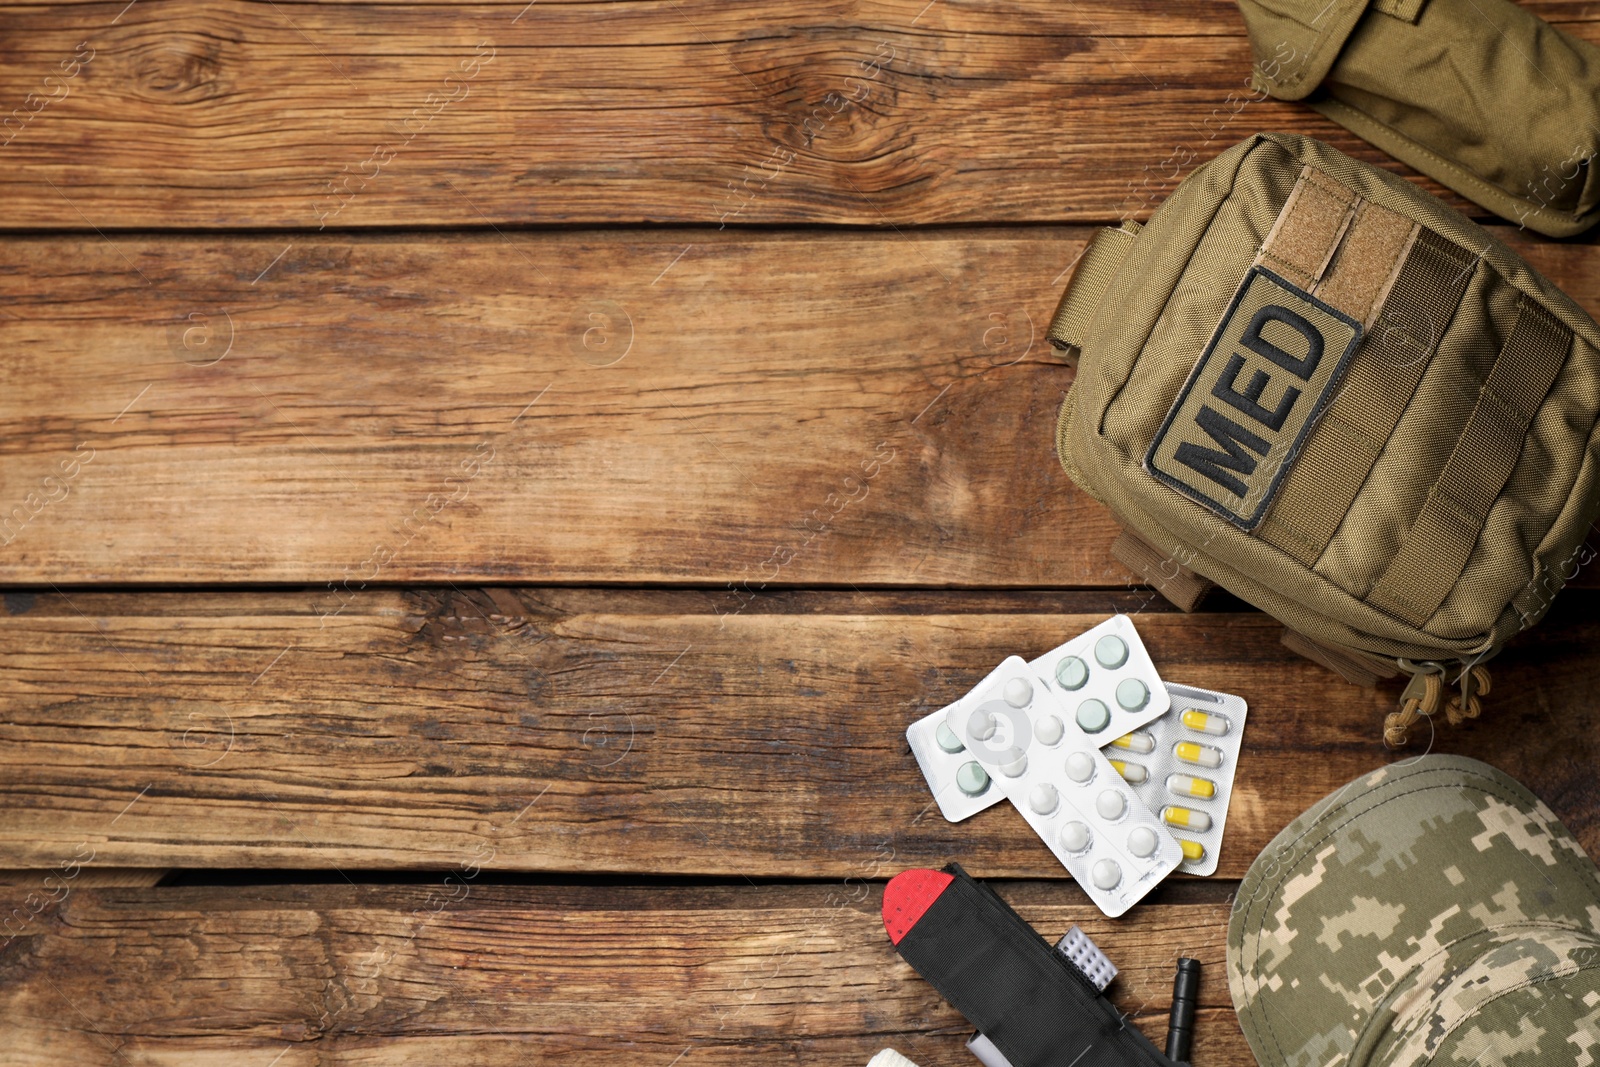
[892,864,1179,1067]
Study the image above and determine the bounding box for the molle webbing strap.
[1367,300,1574,625]
[1256,229,1478,563]
[1048,221,1143,353]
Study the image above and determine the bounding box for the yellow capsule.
[1166,773,1217,800]
[1174,740,1224,769]
[1108,730,1155,754]
[1161,805,1214,831]
[1179,839,1207,863]
[1180,709,1231,736]
[1108,758,1148,784]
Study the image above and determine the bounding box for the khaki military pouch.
[1238,0,1600,238]
[1050,133,1600,738]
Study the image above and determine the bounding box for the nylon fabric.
[1239,0,1600,236]
[1314,262,1510,599]
[1053,133,1600,680]
[1239,0,1370,101]
[1099,146,1290,455]
[1368,302,1574,624]
[889,865,1178,1067]
[1256,230,1476,566]
[1369,0,1425,19]
[1047,222,1143,353]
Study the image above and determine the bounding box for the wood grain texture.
[0,869,164,887]
[0,228,1100,585]
[2,229,1596,586]
[1,588,1594,876]
[0,882,1251,1066]
[2,0,1597,229]
[6,1,1598,1060]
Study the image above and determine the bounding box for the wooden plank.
[0,869,163,888]
[0,589,1595,876]
[0,228,1105,585]
[2,229,1596,586]
[2,0,1596,228]
[0,882,1252,1066]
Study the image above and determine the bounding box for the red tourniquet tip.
[882,869,955,945]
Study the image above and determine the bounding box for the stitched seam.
[1317,99,1584,229]
[1415,959,1600,1063]
[1096,135,1266,445]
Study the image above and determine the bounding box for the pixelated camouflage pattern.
[1229,755,1600,1066]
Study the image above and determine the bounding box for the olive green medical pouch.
[1050,133,1600,738]
[1238,0,1600,237]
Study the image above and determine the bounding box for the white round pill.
[1091,858,1122,890]
[1095,635,1129,669]
[935,722,965,753]
[1055,655,1090,691]
[1065,751,1095,784]
[1034,714,1064,746]
[1059,821,1092,853]
[1096,789,1127,821]
[956,761,990,797]
[1076,698,1111,734]
[999,751,1028,778]
[1003,677,1034,708]
[1115,677,1150,711]
[1028,783,1059,816]
[1128,826,1159,858]
[965,708,996,742]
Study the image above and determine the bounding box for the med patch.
[1145,267,1362,530]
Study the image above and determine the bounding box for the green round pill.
[1094,635,1129,669]
[956,760,990,797]
[1075,698,1111,734]
[1115,677,1150,711]
[1055,655,1090,691]
[935,721,965,753]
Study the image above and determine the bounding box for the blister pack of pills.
[905,661,1015,823]
[943,657,1183,917]
[1024,614,1172,744]
[1102,681,1248,877]
[1054,924,1118,990]
[905,615,1170,824]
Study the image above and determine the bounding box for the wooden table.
[0,2,1596,1063]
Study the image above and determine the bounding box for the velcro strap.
[1257,165,1419,330]
[1367,299,1574,626]
[1048,221,1142,353]
[1258,168,1360,290]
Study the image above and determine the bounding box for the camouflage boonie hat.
[1228,755,1600,1066]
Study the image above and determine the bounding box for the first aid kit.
[1049,132,1600,743]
